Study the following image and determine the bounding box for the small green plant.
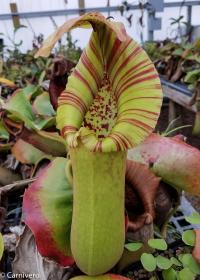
[124,213,200,279]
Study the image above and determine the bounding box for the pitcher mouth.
[35,12,162,152]
[57,28,162,152]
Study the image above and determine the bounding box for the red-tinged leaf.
[23,157,74,266]
[193,229,200,265]
[70,274,131,280]
[129,133,200,195]
[11,139,47,164]
[19,128,67,156]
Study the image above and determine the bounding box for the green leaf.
[195,56,200,64]
[19,130,66,157]
[3,89,55,131]
[182,230,195,246]
[11,139,48,164]
[181,253,200,274]
[124,242,143,252]
[156,255,172,270]
[178,267,195,280]
[140,253,156,272]
[184,69,200,84]
[0,121,9,140]
[148,238,167,250]
[0,232,4,260]
[162,268,177,280]
[170,257,182,267]
[33,116,55,130]
[22,85,41,100]
[178,254,184,262]
[38,70,46,85]
[33,92,55,117]
[172,48,184,56]
[3,90,36,129]
[185,212,200,224]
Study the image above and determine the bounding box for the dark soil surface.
[156,101,200,213]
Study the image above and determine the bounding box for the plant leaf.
[0,232,4,260]
[124,242,143,252]
[33,92,55,117]
[178,267,195,280]
[0,120,9,140]
[184,69,200,84]
[148,238,167,250]
[140,253,156,272]
[180,253,200,274]
[33,116,56,130]
[11,139,48,164]
[129,133,200,195]
[20,128,67,156]
[178,254,184,262]
[22,85,41,100]
[156,255,172,270]
[193,229,200,265]
[182,230,195,246]
[170,257,182,267]
[162,268,177,280]
[23,157,74,266]
[3,90,56,131]
[3,89,36,129]
[185,213,200,224]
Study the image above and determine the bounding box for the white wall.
[0,0,200,52]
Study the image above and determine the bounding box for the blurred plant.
[55,33,82,62]
[144,37,200,136]
[125,213,200,279]
[0,31,81,92]
[119,1,146,42]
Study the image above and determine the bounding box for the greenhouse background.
[1,0,200,51]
